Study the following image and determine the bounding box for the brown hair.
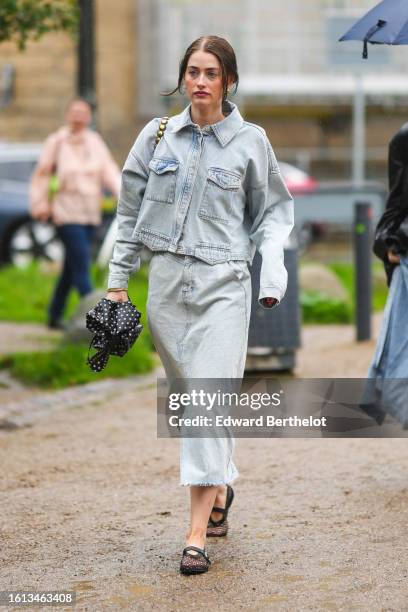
[162,35,239,101]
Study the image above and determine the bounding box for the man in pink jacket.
[30,98,121,329]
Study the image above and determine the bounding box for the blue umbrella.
[339,0,408,59]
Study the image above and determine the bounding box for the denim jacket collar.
[169,100,244,147]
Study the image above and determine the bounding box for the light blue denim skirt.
[146,251,252,486]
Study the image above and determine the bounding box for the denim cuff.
[107,275,129,290]
[258,285,283,309]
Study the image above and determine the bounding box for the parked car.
[0,143,114,267]
[0,144,52,266]
[279,161,318,195]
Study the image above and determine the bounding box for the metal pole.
[354,202,372,341]
[352,73,365,187]
[77,0,96,121]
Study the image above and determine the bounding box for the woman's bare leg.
[185,485,218,550]
[210,484,228,522]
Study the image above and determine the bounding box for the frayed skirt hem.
[179,479,238,487]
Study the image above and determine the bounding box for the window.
[0,160,37,182]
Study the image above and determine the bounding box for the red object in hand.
[261,297,278,308]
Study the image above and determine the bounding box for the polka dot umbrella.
[85,298,143,372]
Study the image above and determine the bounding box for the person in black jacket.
[364,123,408,429]
[373,123,408,281]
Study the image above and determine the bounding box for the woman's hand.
[31,201,52,222]
[388,249,401,264]
[105,290,129,302]
[260,297,278,308]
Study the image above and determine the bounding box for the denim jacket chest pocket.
[145,157,179,204]
[198,167,242,225]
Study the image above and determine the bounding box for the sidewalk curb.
[0,366,164,430]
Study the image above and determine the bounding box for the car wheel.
[1,215,64,268]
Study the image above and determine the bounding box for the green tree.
[0,0,79,50]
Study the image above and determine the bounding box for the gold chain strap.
[154,116,169,149]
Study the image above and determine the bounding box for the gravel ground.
[1,312,408,611]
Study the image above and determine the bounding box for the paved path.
[0,322,61,355]
[296,312,383,378]
[0,322,62,408]
[2,311,408,610]
[1,383,407,610]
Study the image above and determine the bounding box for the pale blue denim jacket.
[108,100,294,306]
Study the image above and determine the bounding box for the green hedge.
[300,290,352,324]
[300,261,389,324]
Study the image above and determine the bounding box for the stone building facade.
[0,0,140,164]
[1,0,408,178]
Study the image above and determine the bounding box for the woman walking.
[106,36,293,574]
[30,98,121,329]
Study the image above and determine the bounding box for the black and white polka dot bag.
[85,298,143,372]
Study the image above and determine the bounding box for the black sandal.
[206,484,234,537]
[180,545,211,575]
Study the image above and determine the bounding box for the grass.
[0,261,149,323]
[0,259,388,326]
[0,258,391,386]
[300,290,352,324]
[0,334,154,390]
[328,261,388,313]
[300,261,389,324]
[0,262,77,323]
[0,261,155,388]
